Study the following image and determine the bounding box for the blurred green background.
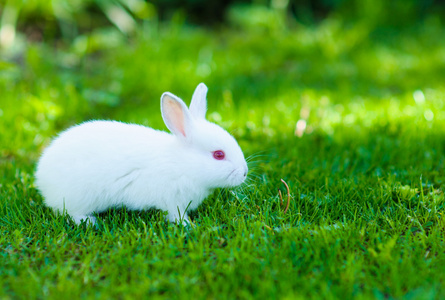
[1,0,445,50]
[1,0,445,162]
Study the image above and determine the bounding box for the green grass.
[1,16,445,299]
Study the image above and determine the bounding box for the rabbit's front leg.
[72,215,97,225]
[166,207,190,226]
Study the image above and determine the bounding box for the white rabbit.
[35,83,248,225]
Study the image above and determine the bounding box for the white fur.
[35,83,248,225]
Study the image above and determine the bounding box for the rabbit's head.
[161,83,248,189]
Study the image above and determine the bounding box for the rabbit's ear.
[189,83,208,119]
[161,92,193,139]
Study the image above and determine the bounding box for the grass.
[1,14,445,299]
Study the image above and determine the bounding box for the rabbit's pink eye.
[213,150,225,160]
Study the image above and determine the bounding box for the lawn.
[1,5,445,299]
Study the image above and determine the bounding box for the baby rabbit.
[35,83,248,225]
